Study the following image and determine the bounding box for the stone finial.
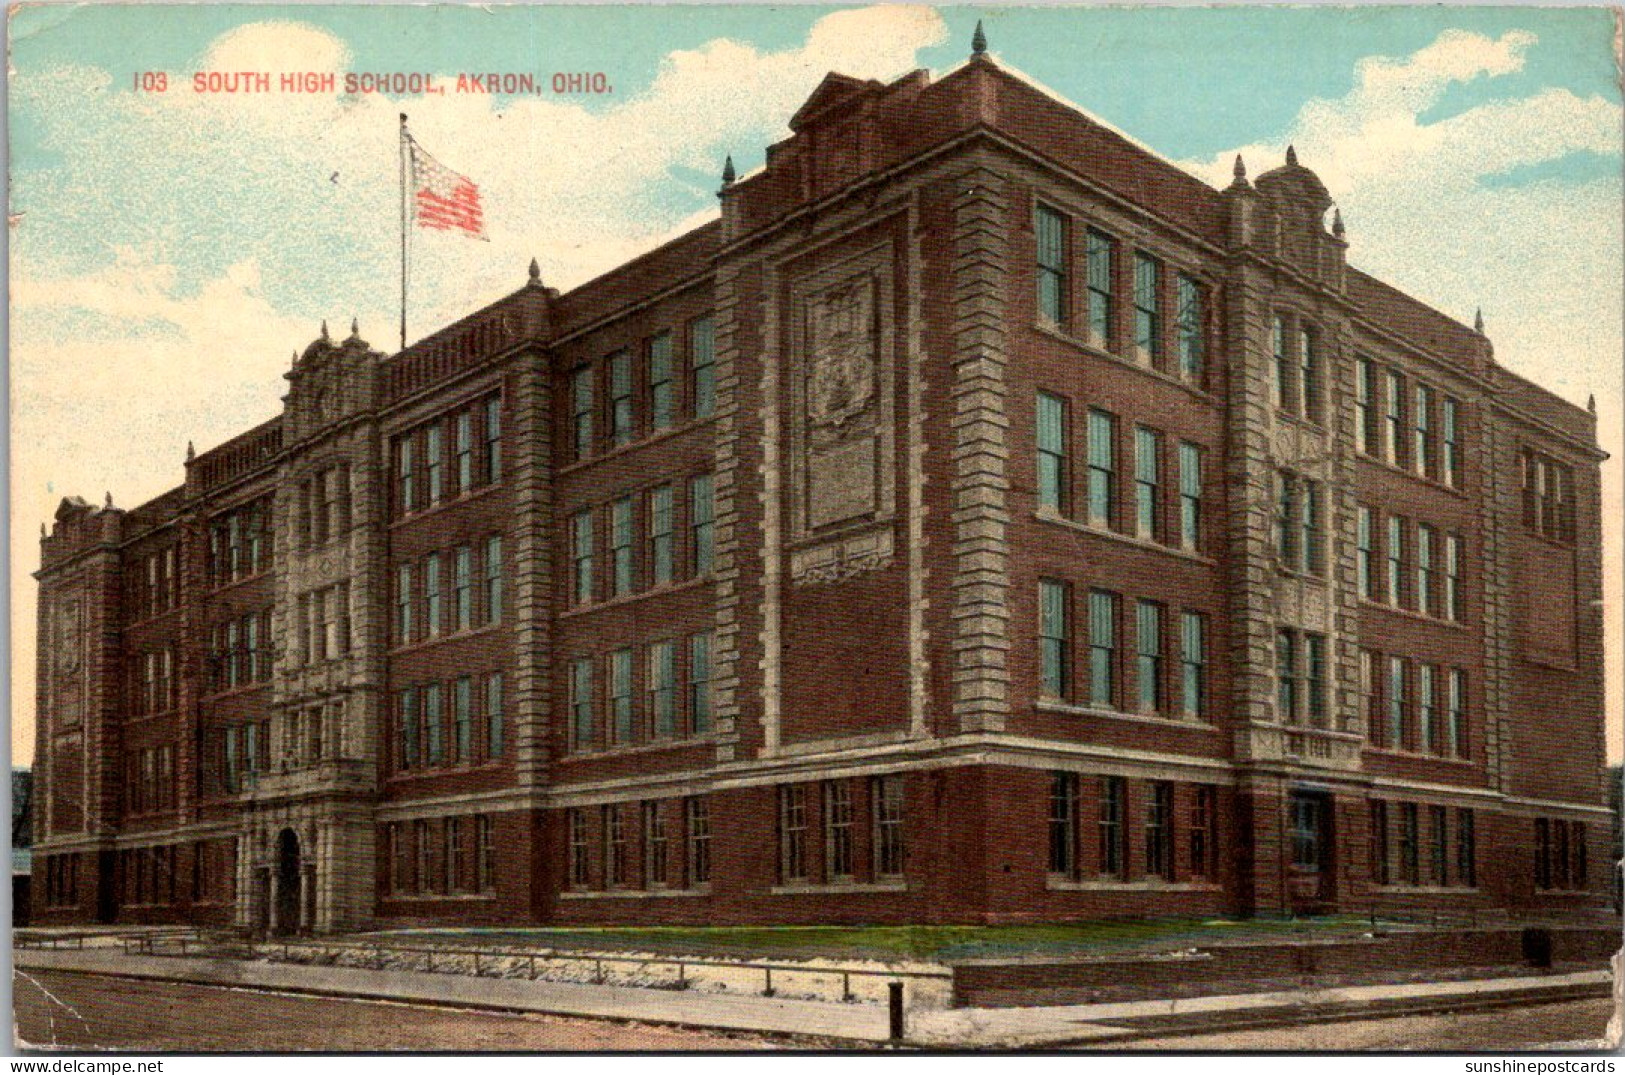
[40,522,46,539]
[972,19,988,55]
[721,155,736,187]
[104,491,113,509]
[1233,155,1247,182]
[1332,207,1345,238]
[1285,144,1299,166]
[1587,393,1596,414]
[320,319,330,341]
[349,317,360,339]
[186,440,195,462]
[1473,307,1485,334]
[528,257,541,284]
[291,349,299,368]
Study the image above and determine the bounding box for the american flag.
[408,137,487,240]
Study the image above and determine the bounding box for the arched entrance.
[274,828,303,936]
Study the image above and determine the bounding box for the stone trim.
[709,264,745,765]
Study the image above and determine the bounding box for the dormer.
[285,319,382,441]
[1253,147,1346,288]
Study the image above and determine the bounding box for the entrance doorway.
[1287,790,1334,914]
[274,828,303,936]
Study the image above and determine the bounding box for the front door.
[274,829,302,936]
[1288,790,1334,914]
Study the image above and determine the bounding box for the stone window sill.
[1047,878,1220,892]
[560,886,710,900]
[1031,321,1214,404]
[1032,509,1216,567]
[1037,698,1219,731]
[563,733,718,761]
[557,417,717,477]
[559,574,712,619]
[770,880,908,896]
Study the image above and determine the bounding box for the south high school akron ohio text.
[159,71,612,95]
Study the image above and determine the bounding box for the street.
[12,969,790,1052]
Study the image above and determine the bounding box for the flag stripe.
[407,138,487,239]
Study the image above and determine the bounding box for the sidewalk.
[13,945,1611,1049]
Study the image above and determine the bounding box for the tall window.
[603,805,627,888]
[690,316,716,420]
[1136,600,1163,713]
[1534,817,1551,889]
[1086,409,1116,527]
[611,497,634,596]
[1447,668,1466,758]
[477,815,495,892]
[1036,392,1068,513]
[1085,228,1113,346]
[423,553,442,637]
[1418,663,1436,754]
[649,640,676,739]
[686,797,712,885]
[1272,316,1292,412]
[568,809,589,888]
[570,657,594,750]
[1444,534,1463,622]
[1356,356,1378,454]
[1455,808,1476,887]
[1190,786,1216,879]
[453,546,473,631]
[689,631,713,734]
[1035,204,1068,326]
[610,648,634,744]
[454,411,473,492]
[1357,506,1375,599]
[644,802,668,888]
[425,425,444,504]
[609,351,633,446]
[1180,611,1206,719]
[397,438,416,513]
[1088,590,1118,707]
[1039,580,1069,699]
[1386,515,1406,606]
[447,817,465,892]
[1133,252,1161,363]
[1048,771,1078,876]
[691,473,715,576]
[1416,524,1436,616]
[778,785,808,882]
[1176,273,1203,381]
[1275,472,1298,570]
[485,535,504,624]
[1370,799,1390,885]
[649,484,674,586]
[424,682,444,764]
[483,395,502,484]
[1305,633,1327,727]
[1098,776,1125,878]
[1291,793,1323,871]
[649,332,674,432]
[485,673,504,759]
[1359,649,1379,741]
[1429,805,1449,886]
[873,774,905,878]
[1299,326,1321,421]
[571,511,594,605]
[1384,369,1405,467]
[1145,782,1174,880]
[1276,629,1298,721]
[1134,426,1162,540]
[1414,383,1435,478]
[1442,397,1460,486]
[571,366,593,460]
[1178,442,1202,550]
[1388,656,1408,749]
[398,688,418,769]
[1276,472,1322,575]
[453,676,472,762]
[824,781,854,880]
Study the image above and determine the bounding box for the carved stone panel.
[48,594,85,729]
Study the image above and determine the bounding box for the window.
[1370,800,1390,885]
[649,332,674,432]
[609,351,633,446]
[1359,649,1379,742]
[1085,228,1114,346]
[397,438,417,514]
[611,497,634,596]
[824,781,854,880]
[485,673,504,759]
[1299,326,1322,421]
[454,411,473,492]
[1305,633,1327,727]
[1088,590,1118,707]
[424,682,443,764]
[1356,357,1378,455]
[1036,392,1067,513]
[1386,515,1406,606]
[453,676,472,763]
[1573,823,1588,888]
[1442,397,1460,487]
[1357,506,1375,599]
[644,802,669,887]
[1429,804,1449,886]
[1276,472,1322,575]
[1418,663,1437,754]
[1455,808,1476,887]
[1524,450,1576,543]
[483,395,502,485]
[649,640,676,739]
[1384,369,1405,467]
[477,815,495,892]
[568,809,590,888]
[1086,409,1116,527]
[1039,580,1069,699]
[689,632,713,734]
[1388,656,1408,749]
[571,366,594,460]
[1291,793,1323,871]
[1190,786,1216,879]
[396,564,414,642]
[1416,523,1436,617]
[425,424,444,504]
[1276,629,1297,722]
[1444,534,1463,622]
[1176,273,1203,382]
[1098,776,1125,878]
[649,484,674,586]
[1035,204,1068,326]
[691,473,715,576]
[570,658,593,751]
[423,553,442,637]
[610,648,634,744]
[1133,252,1161,363]
[1275,473,1298,571]
[398,688,419,769]
[1447,668,1466,758]
[1414,383,1435,479]
[447,817,465,893]
[571,511,594,605]
[1136,600,1164,713]
[485,535,504,624]
[1048,771,1078,876]
[691,316,716,420]
[1535,817,1552,889]
[453,545,473,631]
[1400,802,1420,885]
[603,805,627,888]
[1134,427,1161,540]
[1180,611,1206,719]
[1178,442,1202,550]
[685,797,712,885]
[778,785,808,882]
[1272,316,1293,412]
[1145,782,1174,880]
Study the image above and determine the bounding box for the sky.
[8,4,1622,766]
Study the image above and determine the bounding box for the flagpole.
[399,113,409,352]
